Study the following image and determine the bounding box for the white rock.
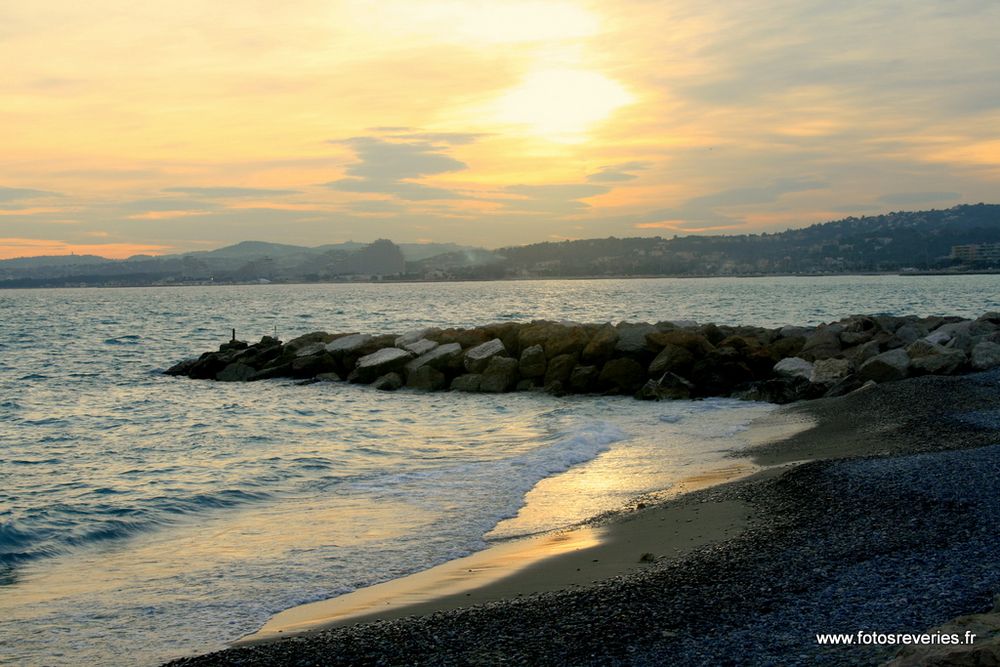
[325,333,373,354]
[402,338,438,356]
[464,338,507,373]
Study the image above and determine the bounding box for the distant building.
[951,243,1000,262]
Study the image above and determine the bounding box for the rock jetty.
[165,313,1000,403]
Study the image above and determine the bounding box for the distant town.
[2,204,999,288]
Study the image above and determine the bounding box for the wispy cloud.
[163,187,300,198]
[587,162,651,183]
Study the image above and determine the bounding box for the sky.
[2,0,999,259]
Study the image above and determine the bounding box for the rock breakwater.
[165,313,1000,402]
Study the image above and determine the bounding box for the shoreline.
[166,370,1000,666]
[238,406,815,643]
[6,270,1000,291]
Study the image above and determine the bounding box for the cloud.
[587,162,651,183]
[324,136,471,201]
[0,186,57,203]
[163,186,300,198]
[121,198,217,212]
[877,191,961,206]
[388,132,487,145]
[502,183,610,215]
[627,178,828,231]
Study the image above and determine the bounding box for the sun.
[492,68,635,142]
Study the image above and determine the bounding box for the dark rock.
[823,373,864,397]
[598,357,645,393]
[480,356,519,393]
[739,375,815,404]
[636,372,694,400]
[582,325,618,363]
[648,344,695,377]
[432,327,491,349]
[372,372,403,391]
[165,358,198,376]
[217,362,256,382]
[219,339,248,353]
[544,326,590,360]
[248,362,293,381]
[406,365,446,391]
[907,339,967,375]
[690,356,754,396]
[544,354,577,387]
[515,379,537,391]
[646,330,715,356]
[699,322,726,346]
[615,322,657,354]
[451,374,482,392]
[971,341,1000,370]
[518,345,547,378]
[290,352,338,379]
[568,365,598,393]
[799,329,841,361]
[769,336,806,359]
[858,348,910,383]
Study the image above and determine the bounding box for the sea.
[2,275,998,666]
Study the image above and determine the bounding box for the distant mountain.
[420,203,1000,279]
[2,204,998,287]
[0,254,109,269]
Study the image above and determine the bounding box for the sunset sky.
[2,1,999,259]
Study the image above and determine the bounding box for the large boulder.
[568,365,598,393]
[599,357,645,393]
[648,344,695,378]
[858,348,910,383]
[799,329,842,361]
[217,362,256,382]
[614,322,657,354]
[401,338,438,356]
[395,328,440,348]
[290,351,338,378]
[480,356,519,393]
[636,372,694,400]
[325,333,373,356]
[349,347,413,384]
[284,331,334,354]
[907,339,966,375]
[810,358,852,386]
[582,325,618,363]
[372,372,403,391]
[451,374,482,392]
[971,341,1000,370]
[544,354,577,387]
[773,357,814,381]
[406,365,447,391]
[406,342,462,374]
[646,330,715,356]
[518,345,547,378]
[464,338,507,373]
[543,326,590,359]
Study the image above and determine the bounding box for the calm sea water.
[2,276,998,666]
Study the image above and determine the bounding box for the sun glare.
[492,68,635,141]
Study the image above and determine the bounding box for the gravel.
[165,371,1000,667]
